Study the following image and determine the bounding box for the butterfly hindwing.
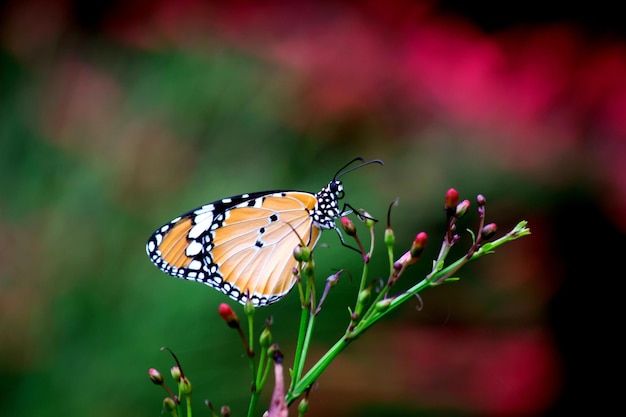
[146,190,322,306]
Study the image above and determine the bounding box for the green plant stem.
[185,395,192,417]
[290,262,316,394]
[285,334,348,405]
[296,313,316,383]
[259,347,273,388]
[244,306,257,417]
[247,393,258,417]
[290,305,309,388]
[286,221,530,404]
[256,344,268,389]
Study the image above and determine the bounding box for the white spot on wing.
[186,240,203,256]
[194,210,214,225]
[188,260,202,270]
[189,215,213,239]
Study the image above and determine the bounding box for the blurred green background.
[1,1,624,416]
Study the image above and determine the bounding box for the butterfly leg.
[331,223,362,254]
[340,203,379,223]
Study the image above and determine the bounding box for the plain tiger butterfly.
[146,157,383,307]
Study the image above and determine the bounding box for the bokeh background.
[1,1,624,416]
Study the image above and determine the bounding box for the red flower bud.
[410,232,428,259]
[340,217,357,236]
[444,188,459,211]
[218,303,240,328]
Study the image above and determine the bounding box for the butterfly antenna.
[334,157,384,180]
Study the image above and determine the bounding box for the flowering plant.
[148,188,530,416]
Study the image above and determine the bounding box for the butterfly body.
[146,158,381,307]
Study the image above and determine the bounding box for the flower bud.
[298,397,310,414]
[455,199,471,218]
[259,326,272,348]
[268,344,283,364]
[341,217,357,236]
[293,244,311,262]
[244,296,255,316]
[360,210,376,228]
[476,194,487,206]
[179,376,192,396]
[410,232,428,259]
[481,223,497,240]
[326,270,341,287]
[163,397,177,411]
[170,366,181,382]
[358,287,371,304]
[375,298,392,313]
[221,405,231,417]
[148,368,164,385]
[218,303,240,329]
[302,259,315,280]
[444,188,459,211]
[393,251,412,269]
[384,227,395,247]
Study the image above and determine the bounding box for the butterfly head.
[312,179,345,229]
[311,158,383,229]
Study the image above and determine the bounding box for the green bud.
[163,397,177,412]
[302,259,315,280]
[358,287,371,304]
[259,327,272,348]
[170,366,181,382]
[375,298,392,313]
[298,397,310,414]
[384,227,395,247]
[361,210,376,228]
[179,376,192,396]
[293,244,311,262]
[244,297,255,317]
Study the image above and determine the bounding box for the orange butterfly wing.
[146,191,321,306]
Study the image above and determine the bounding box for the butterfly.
[146,157,383,307]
